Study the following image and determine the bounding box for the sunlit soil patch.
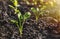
[47,7,60,22]
[43,0,60,22]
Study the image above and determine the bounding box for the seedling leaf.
[23,12,31,20]
[10,20,18,24]
[9,5,14,9]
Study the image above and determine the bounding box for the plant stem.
[36,16,39,22]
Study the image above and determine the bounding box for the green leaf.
[10,20,18,24]
[18,13,23,24]
[9,5,14,9]
[31,7,37,13]
[15,9,20,14]
[10,0,18,7]
[18,12,21,19]
[23,12,31,20]
[18,13,23,20]
[20,15,23,23]
[14,0,18,7]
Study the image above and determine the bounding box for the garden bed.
[0,0,60,39]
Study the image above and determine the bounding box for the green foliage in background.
[9,0,31,36]
[28,0,56,22]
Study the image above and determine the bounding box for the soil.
[0,0,60,39]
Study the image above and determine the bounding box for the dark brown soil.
[0,0,60,39]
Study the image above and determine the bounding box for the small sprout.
[9,0,31,36]
[31,0,56,22]
[31,7,40,21]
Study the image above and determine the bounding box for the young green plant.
[31,0,56,22]
[31,7,40,22]
[9,0,31,36]
[31,7,46,22]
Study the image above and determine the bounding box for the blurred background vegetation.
[21,0,60,22]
